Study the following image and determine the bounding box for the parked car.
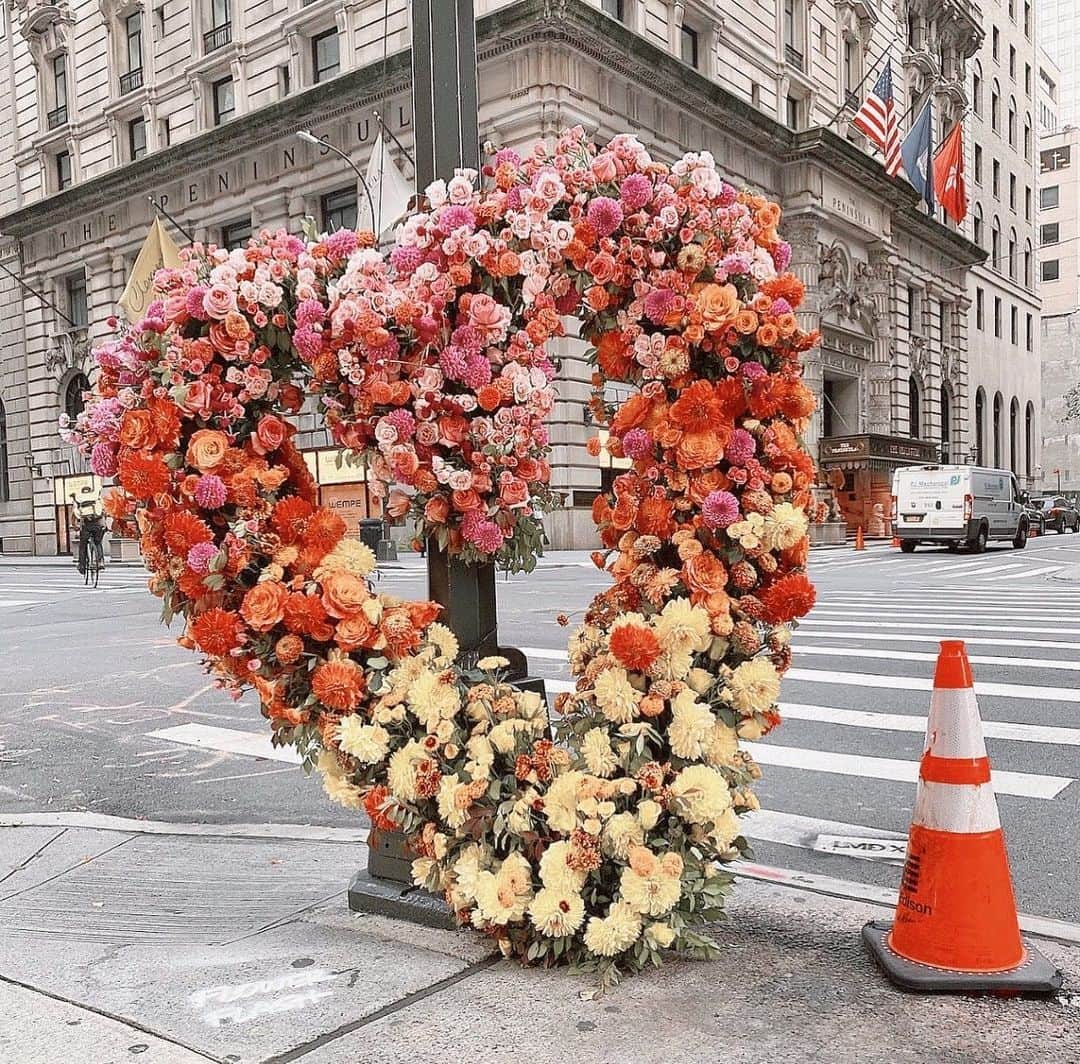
[891,465,1028,553]
[1030,496,1080,534]
[1022,498,1047,536]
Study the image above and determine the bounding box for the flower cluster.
[66,128,817,987]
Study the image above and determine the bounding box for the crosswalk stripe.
[815,603,1078,617]
[741,808,905,850]
[780,702,1080,745]
[747,742,1072,799]
[991,565,1068,580]
[796,629,1080,652]
[800,618,1075,636]
[786,667,1077,703]
[793,645,1080,672]
[147,723,301,764]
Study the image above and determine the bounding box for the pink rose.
[468,293,507,336]
[415,422,439,447]
[180,379,213,417]
[499,477,529,507]
[591,152,618,182]
[253,413,286,455]
[202,283,237,320]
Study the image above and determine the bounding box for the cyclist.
[71,487,107,576]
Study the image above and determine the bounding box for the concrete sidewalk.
[0,816,1075,1064]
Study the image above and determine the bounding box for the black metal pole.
[0,260,78,327]
[147,195,196,245]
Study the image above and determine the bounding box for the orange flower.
[335,612,379,651]
[610,393,650,435]
[363,784,400,831]
[734,310,759,335]
[595,330,634,380]
[186,429,230,471]
[477,384,502,411]
[756,323,779,346]
[190,608,243,656]
[676,431,723,470]
[669,380,721,433]
[636,496,675,538]
[379,605,424,659]
[771,472,793,494]
[283,592,335,641]
[683,551,728,596]
[118,410,156,450]
[610,623,661,672]
[312,659,365,712]
[756,202,782,229]
[240,581,289,632]
[118,451,172,499]
[162,511,213,555]
[275,634,304,665]
[321,570,370,619]
[694,283,739,330]
[759,572,816,623]
[147,397,182,450]
[761,274,806,309]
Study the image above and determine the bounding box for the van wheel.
[970,525,988,553]
[900,541,916,553]
[1012,521,1028,549]
[947,542,960,552]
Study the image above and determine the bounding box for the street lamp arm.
[295,131,378,234]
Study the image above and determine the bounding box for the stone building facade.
[0,0,986,553]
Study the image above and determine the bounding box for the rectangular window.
[974,143,983,183]
[128,116,146,160]
[992,160,1000,197]
[1042,259,1060,281]
[279,64,291,97]
[312,29,340,83]
[212,77,234,125]
[160,116,170,146]
[783,0,804,67]
[56,150,72,190]
[680,24,699,68]
[843,38,856,98]
[204,0,231,50]
[66,273,88,328]
[1009,45,1016,79]
[976,287,985,330]
[1009,173,1016,209]
[1024,1,1031,37]
[992,26,999,60]
[600,0,624,19]
[994,297,1002,338]
[48,54,68,128]
[222,218,252,248]
[1025,63,1031,96]
[786,95,800,130]
[1041,147,1070,172]
[1041,223,1060,244]
[211,0,229,28]
[1041,185,1060,208]
[1025,186,1031,220]
[1011,306,1018,345]
[908,285,922,331]
[1026,313,1033,351]
[321,186,358,232]
[125,13,142,73]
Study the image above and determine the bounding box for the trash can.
[359,518,382,553]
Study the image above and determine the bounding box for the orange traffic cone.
[854,526,865,551]
[891,536,901,548]
[863,641,1063,993]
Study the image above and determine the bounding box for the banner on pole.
[119,217,183,322]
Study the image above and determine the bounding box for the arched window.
[0,401,8,503]
[1008,97,1017,146]
[975,388,986,465]
[940,385,952,463]
[1009,397,1020,473]
[973,202,984,247]
[972,61,983,115]
[1024,115,1032,160]
[993,391,1003,468]
[909,376,922,439]
[991,217,1001,272]
[1008,228,1018,279]
[991,80,1001,131]
[1025,401,1034,478]
[1024,239,1033,287]
[64,373,90,423]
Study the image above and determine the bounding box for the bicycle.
[78,516,106,589]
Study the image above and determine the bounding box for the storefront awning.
[819,434,939,467]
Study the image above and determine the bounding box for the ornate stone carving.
[909,334,929,381]
[941,344,962,386]
[45,328,88,376]
[817,241,879,336]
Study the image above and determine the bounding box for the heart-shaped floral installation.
[67,127,818,986]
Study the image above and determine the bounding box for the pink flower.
[391,245,424,274]
[385,409,416,440]
[324,229,359,259]
[643,289,677,324]
[292,325,321,361]
[740,361,767,381]
[439,204,476,231]
[184,287,209,320]
[621,428,653,459]
[462,511,505,553]
[90,442,118,477]
[772,242,792,271]
[771,297,793,316]
[439,345,469,380]
[295,299,325,327]
[725,429,756,466]
[460,353,493,390]
[451,325,484,354]
[194,474,228,509]
[202,284,237,320]
[702,490,740,529]
[186,542,219,574]
[587,196,623,237]
[619,173,652,211]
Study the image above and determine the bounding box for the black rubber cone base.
[863,921,1063,995]
[348,869,457,931]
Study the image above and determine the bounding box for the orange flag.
[933,121,967,225]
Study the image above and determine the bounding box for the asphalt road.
[1,532,1078,925]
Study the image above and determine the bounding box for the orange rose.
[451,488,482,512]
[387,488,412,518]
[240,581,289,632]
[424,495,451,524]
[119,410,155,450]
[187,429,230,471]
[676,430,723,470]
[757,202,782,228]
[585,285,610,312]
[734,310,759,335]
[684,551,728,596]
[476,386,502,412]
[695,283,739,331]
[335,612,379,651]
[497,250,521,276]
[756,323,779,346]
[320,570,370,619]
[254,414,287,456]
[771,472,793,494]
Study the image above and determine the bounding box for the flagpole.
[823,33,898,131]
[372,110,416,170]
[0,260,77,327]
[147,195,196,245]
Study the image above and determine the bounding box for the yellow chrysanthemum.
[654,598,712,653]
[387,739,426,802]
[644,921,677,949]
[601,811,644,860]
[543,770,585,834]
[669,764,732,825]
[474,852,534,925]
[335,717,390,764]
[316,750,365,809]
[528,886,586,937]
[539,840,588,892]
[580,727,619,777]
[637,799,662,832]
[710,806,743,850]
[668,688,715,760]
[436,772,469,830]
[448,843,490,910]
[727,658,781,715]
[313,537,377,580]
[705,722,739,767]
[619,863,682,917]
[427,622,460,667]
[582,900,642,957]
[407,668,461,731]
[593,667,641,724]
[762,501,809,552]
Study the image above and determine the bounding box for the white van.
[891,465,1028,553]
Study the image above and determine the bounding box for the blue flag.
[900,98,935,211]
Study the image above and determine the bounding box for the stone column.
[865,243,895,436]
[783,215,822,452]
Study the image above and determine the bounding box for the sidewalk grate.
[0,835,352,945]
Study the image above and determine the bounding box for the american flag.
[852,61,901,177]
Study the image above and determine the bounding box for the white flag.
[358,133,413,237]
